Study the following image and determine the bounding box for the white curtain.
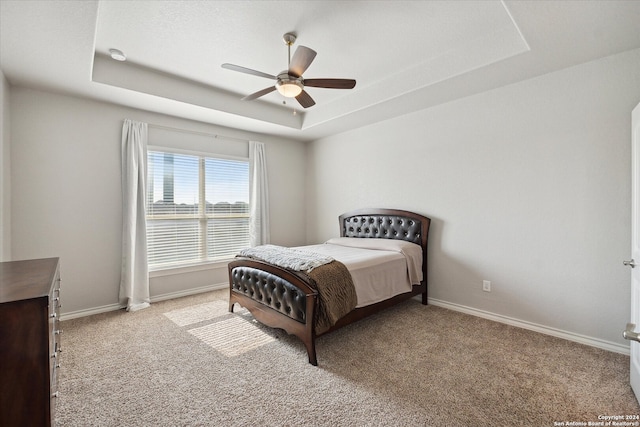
[120,119,150,312]
[249,141,270,246]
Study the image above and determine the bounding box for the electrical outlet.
[482,280,491,292]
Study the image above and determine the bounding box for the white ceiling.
[1,1,639,142]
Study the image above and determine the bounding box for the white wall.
[306,49,640,348]
[10,87,307,315]
[0,70,10,261]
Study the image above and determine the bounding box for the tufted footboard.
[230,265,309,323]
[228,258,320,365]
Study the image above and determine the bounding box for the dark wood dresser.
[0,258,61,427]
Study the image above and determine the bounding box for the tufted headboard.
[338,208,431,254]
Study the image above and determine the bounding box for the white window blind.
[146,150,249,269]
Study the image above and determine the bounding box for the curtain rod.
[147,123,249,143]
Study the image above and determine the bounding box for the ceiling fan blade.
[295,90,316,108]
[242,86,276,101]
[221,63,277,80]
[304,78,356,89]
[289,46,317,77]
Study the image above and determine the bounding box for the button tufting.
[232,266,309,323]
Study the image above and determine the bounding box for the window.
[146,149,249,269]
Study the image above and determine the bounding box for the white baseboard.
[59,302,125,321]
[149,282,227,303]
[428,298,630,356]
[59,283,228,321]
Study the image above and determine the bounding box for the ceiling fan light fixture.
[277,82,303,98]
[276,74,303,98]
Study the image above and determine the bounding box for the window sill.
[149,259,233,278]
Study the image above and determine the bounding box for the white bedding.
[296,237,423,308]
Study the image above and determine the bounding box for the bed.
[228,208,431,365]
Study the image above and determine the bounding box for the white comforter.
[297,237,423,308]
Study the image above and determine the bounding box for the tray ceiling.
[1,1,639,141]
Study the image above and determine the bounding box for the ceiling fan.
[222,33,356,109]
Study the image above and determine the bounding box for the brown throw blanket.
[304,260,357,334]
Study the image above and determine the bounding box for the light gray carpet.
[56,290,639,426]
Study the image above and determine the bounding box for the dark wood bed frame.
[228,208,431,365]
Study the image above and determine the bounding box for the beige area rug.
[56,290,639,426]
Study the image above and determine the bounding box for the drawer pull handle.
[55,329,63,335]
[56,363,62,368]
[52,391,59,398]
[51,352,57,359]
[50,313,56,319]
